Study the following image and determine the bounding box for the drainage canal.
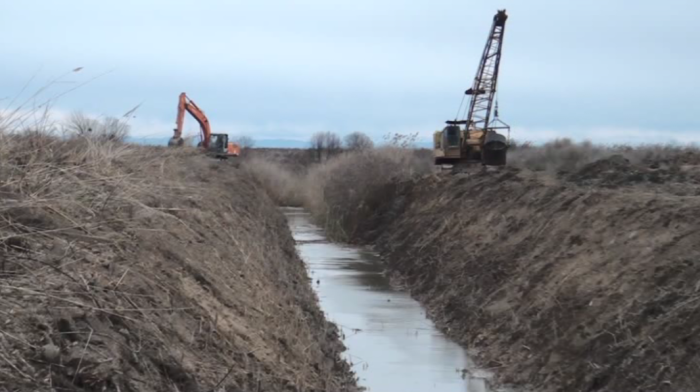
[284,208,506,392]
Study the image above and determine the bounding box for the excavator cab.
[207,133,240,159]
[434,125,465,165]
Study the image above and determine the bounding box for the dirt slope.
[0,137,356,391]
[352,164,700,392]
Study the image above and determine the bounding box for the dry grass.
[302,147,433,240]
[0,132,145,221]
[0,127,357,391]
[0,130,186,389]
[243,157,307,206]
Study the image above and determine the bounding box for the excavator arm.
[170,93,213,148]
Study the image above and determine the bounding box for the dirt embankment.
[0,136,357,391]
[346,157,700,391]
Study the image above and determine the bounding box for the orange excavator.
[168,92,241,159]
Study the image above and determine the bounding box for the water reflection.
[283,208,503,392]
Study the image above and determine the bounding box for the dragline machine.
[434,9,510,166]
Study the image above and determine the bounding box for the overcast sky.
[1,0,698,145]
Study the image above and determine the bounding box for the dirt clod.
[41,344,61,363]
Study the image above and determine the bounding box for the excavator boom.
[168,92,240,158]
[171,93,213,148]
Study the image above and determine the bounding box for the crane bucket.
[482,131,507,165]
[168,134,185,147]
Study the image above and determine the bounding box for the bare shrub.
[383,132,419,148]
[66,111,99,134]
[235,135,256,149]
[508,139,533,150]
[65,111,130,142]
[303,147,432,240]
[344,132,374,151]
[309,131,342,162]
[245,143,432,239]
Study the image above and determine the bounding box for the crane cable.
[494,90,501,119]
[493,91,510,143]
[461,96,471,124]
[454,92,467,121]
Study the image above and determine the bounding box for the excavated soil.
[0,139,357,391]
[349,157,700,391]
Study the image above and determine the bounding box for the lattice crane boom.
[464,10,508,134]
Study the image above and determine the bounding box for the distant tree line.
[309,131,375,162]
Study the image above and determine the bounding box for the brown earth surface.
[347,158,700,391]
[0,139,357,391]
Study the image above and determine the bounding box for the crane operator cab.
[434,125,464,165]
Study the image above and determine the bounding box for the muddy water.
[284,208,501,392]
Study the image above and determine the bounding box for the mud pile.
[567,153,700,193]
[350,165,700,391]
[0,136,356,391]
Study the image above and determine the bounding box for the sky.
[1,0,698,146]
